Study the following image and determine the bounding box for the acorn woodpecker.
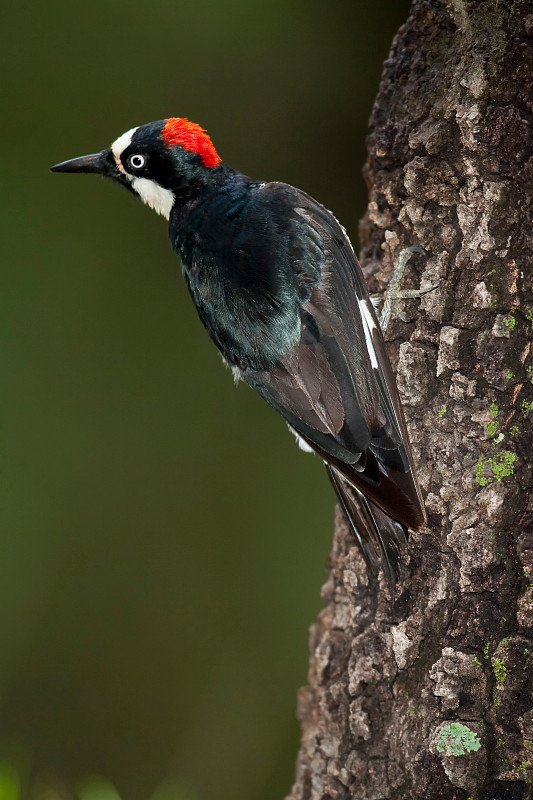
[51,117,426,587]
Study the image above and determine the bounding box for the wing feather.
[326,466,408,591]
[242,183,426,549]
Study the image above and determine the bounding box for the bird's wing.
[243,182,426,535]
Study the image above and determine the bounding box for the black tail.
[326,465,408,593]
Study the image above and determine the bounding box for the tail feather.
[326,465,407,592]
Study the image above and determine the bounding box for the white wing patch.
[131,177,174,219]
[359,299,379,369]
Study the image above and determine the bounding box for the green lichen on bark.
[474,451,517,486]
[437,723,482,757]
[492,658,507,683]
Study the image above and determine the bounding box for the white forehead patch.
[111,126,139,173]
[131,177,174,220]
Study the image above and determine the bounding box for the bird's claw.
[379,246,437,331]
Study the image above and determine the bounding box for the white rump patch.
[231,365,243,384]
[219,354,243,384]
[287,425,314,454]
[131,177,174,219]
[111,127,138,174]
[359,299,379,368]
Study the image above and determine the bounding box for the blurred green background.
[2,1,409,798]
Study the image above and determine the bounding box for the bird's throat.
[132,177,175,219]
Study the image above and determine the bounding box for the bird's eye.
[129,154,145,169]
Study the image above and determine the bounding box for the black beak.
[50,147,134,195]
[50,149,116,176]
[51,151,106,174]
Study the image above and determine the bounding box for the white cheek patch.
[111,127,139,174]
[111,126,174,219]
[359,299,379,369]
[130,177,174,220]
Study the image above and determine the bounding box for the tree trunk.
[287,1,533,797]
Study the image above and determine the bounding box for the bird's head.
[51,118,223,219]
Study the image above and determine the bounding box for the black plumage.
[51,118,426,588]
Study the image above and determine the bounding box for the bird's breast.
[170,178,313,371]
[181,252,301,371]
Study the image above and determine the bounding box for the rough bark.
[287,1,533,798]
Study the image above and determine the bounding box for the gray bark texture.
[287,1,533,798]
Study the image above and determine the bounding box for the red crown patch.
[161,118,221,168]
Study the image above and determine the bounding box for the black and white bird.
[51,117,426,588]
